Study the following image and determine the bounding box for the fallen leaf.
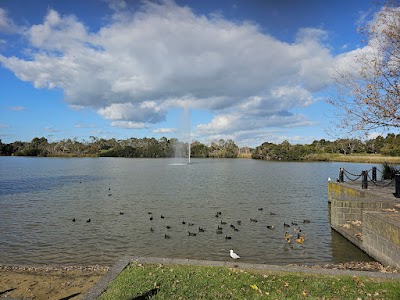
[250,284,259,291]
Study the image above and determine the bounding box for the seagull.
[328,177,331,181]
[230,249,240,259]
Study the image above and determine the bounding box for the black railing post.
[339,167,344,182]
[362,170,368,189]
[394,174,400,198]
[372,167,377,181]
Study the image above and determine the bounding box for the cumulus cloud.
[0,0,362,143]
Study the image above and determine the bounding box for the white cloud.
[0,1,365,144]
[110,121,146,129]
[0,8,19,34]
[153,128,176,134]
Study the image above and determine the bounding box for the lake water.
[0,157,375,267]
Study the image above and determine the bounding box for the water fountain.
[172,106,191,165]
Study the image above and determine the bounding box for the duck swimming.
[188,231,197,236]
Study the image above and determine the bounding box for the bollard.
[362,170,368,189]
[395,174,400,198]
[339,167,344,182]
[372,167,377,181]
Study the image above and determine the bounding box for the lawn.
[99,262,400,299]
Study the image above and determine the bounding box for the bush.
[381,162,400,179]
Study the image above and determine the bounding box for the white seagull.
[230,249,240,259]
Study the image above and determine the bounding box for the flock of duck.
[145,208,311,259]
[71,187,312,259]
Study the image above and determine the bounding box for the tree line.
[1,133,400,160]
[0,136,245,158]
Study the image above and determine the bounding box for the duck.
[161,215,165,219]
[220,220,227,225]
[217,211,222,215]
[296,234,305,244]
[237,220,242,225]
[148,212,152,215]
[230,249,240,259]
[291,221,298,226]
[164,234,170,239]
[217,225,222,230]
[150,227,154,232]
[150,217,153,221]
[224,234,232,240]
[166,225,171,229]
[303,219,311,223]
[258,208,263,211]
[233,227,239,232]
[119,212,124,215]
[216,229,223,234]
[215,214,219,218]
[230,224,236,229]
[72,218,76,222]
[182,220,186,225]
[284,223,290,228]
[188,223,195,226]
[249,218,258,222]
[188,231,197,236]
[198,227,205,232]
[87,219,91,223]
[267,225,274,230]
[270,212,276,215]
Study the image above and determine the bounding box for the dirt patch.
[0,265,108,299]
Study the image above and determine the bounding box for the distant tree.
[327,1,400,135]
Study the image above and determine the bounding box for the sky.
[0,0,382,147]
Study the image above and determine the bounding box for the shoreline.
[1,260,397,299]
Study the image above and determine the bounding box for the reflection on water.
[0,157,373,266]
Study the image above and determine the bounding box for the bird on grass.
[230,249,240,259]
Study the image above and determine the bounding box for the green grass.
[99,262,400,299]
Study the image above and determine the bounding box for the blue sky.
[0,0,380,147]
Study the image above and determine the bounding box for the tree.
[328,2,400,135]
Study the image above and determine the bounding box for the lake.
[0,157,375,266]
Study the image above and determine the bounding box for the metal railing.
[337,167,398,195]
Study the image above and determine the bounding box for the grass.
[99,262,400,300]
[303,153,400,164]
